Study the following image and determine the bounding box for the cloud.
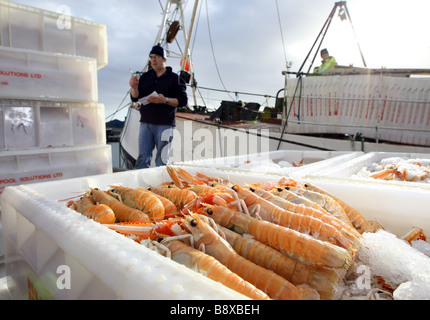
[8,0,430,121]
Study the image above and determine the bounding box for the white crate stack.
[0,0,112,194]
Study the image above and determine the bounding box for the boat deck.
[177,112,282,131]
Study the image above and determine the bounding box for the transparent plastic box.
[0,144,113,195]
[303,152,430,190]
[175,150,363,176]
[291,152,430,236]
[1,165,429,300]
[285,75,430,146]
[0,0,108,69]
[0,167,260,300]
[0,99,106,150]
[0,47,98,102]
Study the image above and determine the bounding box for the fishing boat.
[1,1,429,302]
[119,0,430,170]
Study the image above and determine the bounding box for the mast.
[181,0,200,107]
[153,0,199,105]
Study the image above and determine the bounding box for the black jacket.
[131,67,188,126]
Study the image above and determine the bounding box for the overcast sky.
[11,0,430,121]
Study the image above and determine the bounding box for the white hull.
[119,110,430,169]
[172,118,430,163]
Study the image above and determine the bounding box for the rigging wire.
[106,86,131,121]
[344,4,367,67]
[275,0,289,69]
[190,0,203,56]
[205,0,235,101]
[105,101,131,121]
[107,0,277,121]
[195,85,274,99]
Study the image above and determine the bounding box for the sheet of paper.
[138,91,158,105]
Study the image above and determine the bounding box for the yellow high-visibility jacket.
[314,56,337,73]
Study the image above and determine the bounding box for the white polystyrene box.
[0,100,106,149]
[0,47,98,102]
[0,145,113,195]
[0,0,108,69]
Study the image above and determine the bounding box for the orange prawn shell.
[67,195,116,224]
[149,186,198,210]
[82,204,116,224]
[89,188,150,223]
[181,213,320,300]
[163,239,271,300]
[109,186,165,221]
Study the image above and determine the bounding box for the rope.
[105,89,131,121]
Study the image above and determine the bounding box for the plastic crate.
[2,165,429,300]
[0,167,257,300]
[0,0,108,69]
[290,152,430,236]
[2,165,430,299]
[0,47,98,102]
[0,99,106,150]
[285,75,430,146]
[175,150,363,176]
[0,144,113,195]
[303,152,430,190]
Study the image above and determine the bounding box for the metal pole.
[144,0,174,72]
[156,0,174,46]
[181,0,200,107]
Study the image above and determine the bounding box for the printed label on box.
[0,172,65,194]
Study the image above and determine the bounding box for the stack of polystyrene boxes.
[0,0,112,194]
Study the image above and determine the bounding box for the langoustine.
[108,185,165,221]
[148,185,197,211]
[64,167,379,300]
[67,194,116,224]
[232,185,361,253]
[277,185,353,227]
[198,204,352,270]
[106,218,271,300]
[215,222,344,300]
[182,213,320,300]
[162,239,271,300]
[252,186,361,239]
[88,188,150,223]
[301,182,375,234]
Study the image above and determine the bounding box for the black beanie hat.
[150,44,167,59]
[321,48,329,56]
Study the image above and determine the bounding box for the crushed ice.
[352,230,430,300]
[236,159,285,173]
[354,157,430,183]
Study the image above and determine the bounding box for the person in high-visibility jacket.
[314,48,337,74]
